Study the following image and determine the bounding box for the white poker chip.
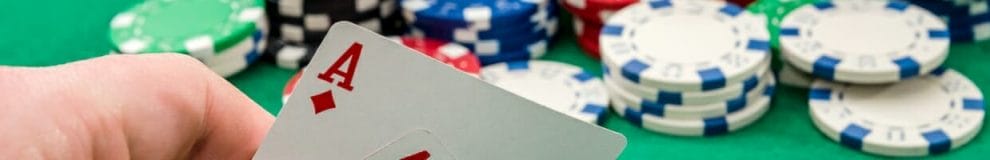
[600,0,770,92]
[481,60,609,124]
[779,1,949,84]
[778,63,813,89]
[808,68,985,157]
[609,60,769,106]
[607,70,773,120]
[610,73,776,136]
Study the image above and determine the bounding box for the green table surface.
[3,0,989,159]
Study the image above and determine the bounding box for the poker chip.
[560,0,638,25]
[390,36,482,76]
[609,62,768,106]
[475,39,550,65]
[264,38,318,69]
[607,70,773,120]
[610,73,776,136]
[562,0,630,59]
[109,0,267,77]
[728,0,755,7]
[777,63,813,89]
[907,0,990,42]
[779,1,949,84]
[412,25,553,55]
[283,70,303,104]
[572,17,603,59]
[600,0,770,92]
[263,0,407,70]
[204,29,267,77]
[480,60,609,124]
[401,0,548,29]
[400,0,558,65]
[808,68,985,157]
[266,0,406,45]
[744,0,819,48]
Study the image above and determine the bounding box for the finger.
[189,62,275,159]
[67,54,273,159]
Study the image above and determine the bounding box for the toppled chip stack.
[600,0,774,136]
[400,0,559,65]
[265,0,408,69]
[109,0,268,77]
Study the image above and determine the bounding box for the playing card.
[254,22,626,159]
[364,129,454,160]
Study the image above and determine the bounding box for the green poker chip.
[109,0,263,59]
[746,0,821,48]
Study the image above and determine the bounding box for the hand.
[0,54,274,159]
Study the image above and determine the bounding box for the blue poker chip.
[808,68,984,157]
[475,38,549,65]
[400,0,550,29]
[410,17,557,43]
[480,60,610,124]
[453,28,550,54]
[406,0,558,31]
[607,72,776,136]
[779,0,949,84]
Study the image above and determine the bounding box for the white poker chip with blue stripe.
[808,68,985,157]
[609,59,769,106]
[481,60,609,124]
[607,70,773,120]
[778,0,950,84]
[599,0,770,92]
[609,73,776,136]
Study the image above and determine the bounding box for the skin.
[0,54,274,159]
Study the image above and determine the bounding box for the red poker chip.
[282,71,303,104]
[573,17,603,42]
[394,36,482,76]
[577,35,601,59]
[573,17,603,59]
[560,0,638,24]
[728,0,755,7]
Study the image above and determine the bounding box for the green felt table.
[3,0,989,159]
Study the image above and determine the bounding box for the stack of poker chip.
[908,0,990,42]
[400,0,560,65]
[265,0,408,69]
[600,0,774,136]
[778,1,986,157]
[109,0,268,77]
[559,0,638,59]
[480,60,609,125]
[282,36,481,103]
